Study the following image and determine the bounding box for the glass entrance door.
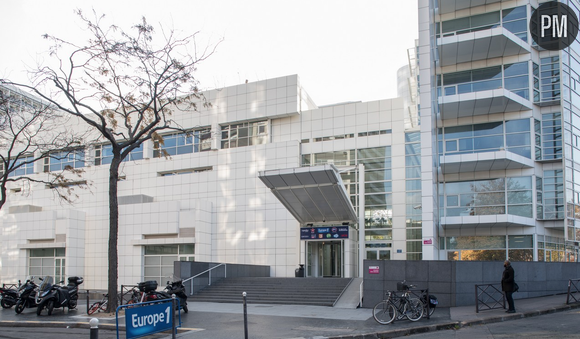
[306,241,342,277]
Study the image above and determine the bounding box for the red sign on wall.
[423,239,433,245]
[369,266,380,274]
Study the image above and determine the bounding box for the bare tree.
[3,10,217,312]
[0,85,87,211]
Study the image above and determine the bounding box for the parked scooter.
[0,283,20,309]
[36,276,83,316]
[15,276,38,314]
[138,278,188,313]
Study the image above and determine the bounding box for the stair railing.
[182,263,227,296]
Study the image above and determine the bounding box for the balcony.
[437,0,502,15]
[441,214,535,228]
[438,27,530,67]
[440,150,534,174]
[439,88,532,119]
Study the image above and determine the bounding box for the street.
[399,308,580,339]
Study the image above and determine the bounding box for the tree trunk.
[106,154,121,312]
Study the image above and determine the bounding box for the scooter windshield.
[38,276,54,292]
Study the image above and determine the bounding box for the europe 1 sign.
[117,299,180,339]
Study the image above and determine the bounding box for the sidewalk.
[0,293,577,339]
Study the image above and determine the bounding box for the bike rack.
[566,279,580,304]
[411,288,431,319]
[475,283,505,313]
[120,284,140,305]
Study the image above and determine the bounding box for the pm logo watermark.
[530,2,579,50]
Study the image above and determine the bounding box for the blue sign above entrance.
[301,226,349,240]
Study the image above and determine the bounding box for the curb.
[0,319,191,333]
[327,302,580,339]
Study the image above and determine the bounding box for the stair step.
[190,277,352,307]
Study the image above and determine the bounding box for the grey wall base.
[175,261,270,280]
[363,260,580,308]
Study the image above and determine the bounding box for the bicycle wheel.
[424,303,435,317]
[373,301,397,325]
[99,301,108,312]
[404,298,424,321]
[88,302,100,315]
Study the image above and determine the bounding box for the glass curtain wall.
[302,146,393,259]
[562,1,580,257]
[406,132,422,260]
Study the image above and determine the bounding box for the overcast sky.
[0,0,418,106]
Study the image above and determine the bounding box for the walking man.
[501,259,516,313]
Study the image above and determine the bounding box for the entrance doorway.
[306,241,343,277]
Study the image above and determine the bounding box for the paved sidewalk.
[0,293,577,338]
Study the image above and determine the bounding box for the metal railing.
[566,279,580,304]
[475,283,505,313]
[119,284,139,304]
[183,263,227,296]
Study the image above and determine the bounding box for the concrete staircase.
[189,277,353,307]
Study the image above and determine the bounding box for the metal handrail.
[182,263,227,295]
[566,279,580,304]
[475,283,505,313]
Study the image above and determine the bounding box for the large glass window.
[221,121,267,149]
[29,248,66,282]
[437,6,527,41]
[438,62,530,99]
[540,56,560,103]
[405,132,422,260]
[540,113,563,160]
[154,128,211,157]
[542,170,565,220]
[443,235,533,261]
[95,143,144,165]
[143,245,195,283]
[438,119,531,158]
[441,177,533,217]
[44,149,85,172]
[6,155,35,177]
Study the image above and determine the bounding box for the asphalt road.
[399,308,580,339]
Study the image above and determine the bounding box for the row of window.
[436,6,528,41]
[2,122,267,176]
[301,130,393,144]
[437,61,530,100]
[27,245,195,286]
[437,57,561,106]
[437,114,563,162]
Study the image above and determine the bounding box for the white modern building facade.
[418,0,580,262]
[3,0,579,290]
[1,75,417,289]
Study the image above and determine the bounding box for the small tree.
[3,10,217,312]
[0,85,87,211]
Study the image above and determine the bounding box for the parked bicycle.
[372,282,424,324]
[88,293,108,315]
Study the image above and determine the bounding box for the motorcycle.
[0,283,20,309]
[15,276,38,314]
[138,277,188,313]
[36,276,83,316]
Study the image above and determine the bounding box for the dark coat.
[501,265,515,292]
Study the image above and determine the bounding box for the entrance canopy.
[258,164,357,225]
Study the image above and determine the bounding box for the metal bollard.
[242,292,248,339]
[172,295,177,339]
[89,318,99,339]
